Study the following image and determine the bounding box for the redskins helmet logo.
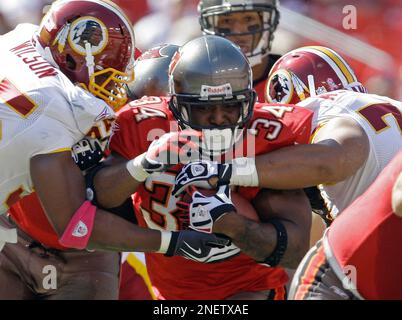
[266,69,294,104]
[68,16,108,55]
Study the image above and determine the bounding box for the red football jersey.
[9,193,66,250]
[327,150,402,300]
[253,54,281,103]
[254,79,268,103]
[109,96,313,299]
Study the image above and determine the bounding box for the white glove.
[188,185,236,234]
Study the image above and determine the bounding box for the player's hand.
[172,160,232,196]
[71,137,104,171]
[141,130,202,173]
[177,185,236,234]
[165,229,240,263]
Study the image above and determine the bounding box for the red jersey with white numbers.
[326,150,402,300]
[109,96,313,299]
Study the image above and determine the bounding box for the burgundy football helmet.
[266,46,367,105]
[36,0,135,109]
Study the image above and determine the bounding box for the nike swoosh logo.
[182,241,202,255]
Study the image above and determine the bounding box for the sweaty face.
[189,102,241,128]
[216,11,263,55]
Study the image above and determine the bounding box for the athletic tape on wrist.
[157,231,172,254]
[126,153,149,182]
[230,157,259,187]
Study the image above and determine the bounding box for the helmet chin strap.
[307,75,317,97]
[85,42,95,77]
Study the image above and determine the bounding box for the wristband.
[258,218,288,267]
[157,231,173,254]
[126,153,149,182]
[230,157,259,187]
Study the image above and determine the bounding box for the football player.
[289,150,402,300]
[174,46,402,223]
[90,35,313,299]
[198,0,280,101]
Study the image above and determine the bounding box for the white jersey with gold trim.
[298,89,402,216]
[0,24,114,215]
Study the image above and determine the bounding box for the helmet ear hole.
[66,54,77,71]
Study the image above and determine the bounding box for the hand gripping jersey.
[298,90,402,216]
[0,24,114,215]
[109,96,313,300]
[324,150,402,299]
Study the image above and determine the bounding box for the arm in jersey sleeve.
[92,103,169,208]
[255,114,370,189]
[213,188,312,268]
[92,152,143,208]
[91,106,145,208]
[30,151,162,252]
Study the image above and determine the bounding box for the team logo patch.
[68,16,108,55]
[266,70,293,104]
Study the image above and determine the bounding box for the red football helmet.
[36,0,135,110]
[265,46,367,105]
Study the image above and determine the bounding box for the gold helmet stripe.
[307,46,357,84]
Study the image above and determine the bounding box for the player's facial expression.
[217,11,263,55]
[190,103,241,127]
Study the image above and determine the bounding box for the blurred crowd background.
[1,0,401,99]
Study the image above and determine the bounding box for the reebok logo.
[191,164,205,176]
[72,221,88,237]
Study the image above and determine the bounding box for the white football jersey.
[0,24,114,215]
[298,90,402,216]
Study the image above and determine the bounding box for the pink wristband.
[59,200,97,249]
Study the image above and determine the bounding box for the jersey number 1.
[0,78,38,140]
[0,78,38,117]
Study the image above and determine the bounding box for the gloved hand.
[126,130,202,182]
[71,137,104,171]
[141,130,202,173]
[165,229,240,263]
[172,160,232,196]
[176,185,236,234]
